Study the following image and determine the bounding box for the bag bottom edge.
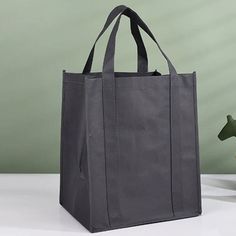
[60,201,201,233]
[90,211,201,233]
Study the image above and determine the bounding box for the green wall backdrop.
[1,0,236,173]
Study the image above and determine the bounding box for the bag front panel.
[115,76,173,224]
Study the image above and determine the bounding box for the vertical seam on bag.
[169,76,175,217]
[101,80,112,227]
[192,72,202,213]
[114,77,122,223]
[84,78,97,230]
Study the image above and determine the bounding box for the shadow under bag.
[60,5,202,233]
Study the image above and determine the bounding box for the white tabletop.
[0,174,235,236]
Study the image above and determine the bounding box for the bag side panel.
[174,73,202,215]
[60,73,90,230]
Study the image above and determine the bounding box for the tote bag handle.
[82,6,148,73]
[102,6,177,77]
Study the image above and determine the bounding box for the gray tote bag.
[60,5,202,233]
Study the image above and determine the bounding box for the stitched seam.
[102,79,111,226]
[84,78,94,230]
[169,76,175,217]
[192,72,202,213]
[114,76,121,220]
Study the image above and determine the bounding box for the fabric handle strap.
[102,6,177,76]
[82,6,148,73]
